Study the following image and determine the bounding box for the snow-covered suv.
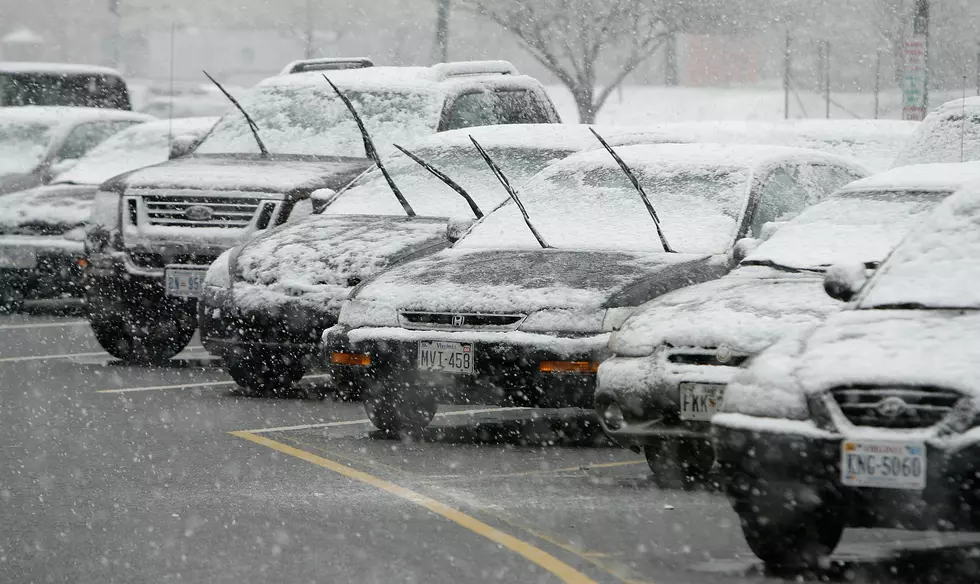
[84,61,560,364]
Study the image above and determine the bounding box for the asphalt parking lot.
[4,309,980,584]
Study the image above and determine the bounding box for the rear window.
[0,73,131,110]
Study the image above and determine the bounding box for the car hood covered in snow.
[0,183,97,233]
[229,214,449,312]
[344,248,724,329]
[111,154,369,196]
[610,267,842,357]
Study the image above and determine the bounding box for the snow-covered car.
[83,61,561,365]
[893,96,980,166]
[1,62,131,110]
[323,143,868,436]
[139,96,230,119]
[712,180,980,569]
[0,106,151,195]
[0,117,216,307]
[595,161,980,486]
[199,124,675,396]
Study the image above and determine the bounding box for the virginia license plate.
[679,382,725,421]
[0,247,37,269]
[417,340,474,374]
[165,266,206,298]
[840,440,927,490]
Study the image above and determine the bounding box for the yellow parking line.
[231,430,597,584]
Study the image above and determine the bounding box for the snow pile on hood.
[859,181,980,310]
[194,69,444,158]
[51,117,216,186]
[610,268,841,357]
[893,97,980,166]
[232,214,447,312]
[0,183,97,231]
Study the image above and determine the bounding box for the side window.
[56,121,134,161]
[797,164,866,200]
[445,91,500,130]
[750,166,808,237]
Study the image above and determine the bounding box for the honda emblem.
[451,314,465,327]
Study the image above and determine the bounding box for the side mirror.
[169,134,199,159]
[731,237,760,266]
[310,188,337,213]
[823,262,868,302]
[446,217,475,243]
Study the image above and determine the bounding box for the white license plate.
[417,340,475,374]
[0,247,37,269]
[165,267,206,298]
[841,440,926,490]
[679,382,724,421]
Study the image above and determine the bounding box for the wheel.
[227,351,305,397]
[88,286,197,365]
[739,508,844,569]
[644,438,714,490]
[363,383,437,437]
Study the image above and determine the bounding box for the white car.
[893,96,980,166]
[595,161,980,487]
[712,179,980,568]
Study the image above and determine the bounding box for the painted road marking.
[231,430,597,584]
[0,320,88,330]
[245,406,531,434]
[97,373,332,394]
[0,346,208,365]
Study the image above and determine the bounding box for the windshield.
[743,190,950,272]
[193,83,442,157]
[324,145,570,218]
[457,155,750,253]
[0,119,55,176]
[859,189,980,310]
[0,73,130,109]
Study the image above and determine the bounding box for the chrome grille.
[667,347,748,367]
[400,312,524,330]
[141,194,265,228]
[831,386,963,429]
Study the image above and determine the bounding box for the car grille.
[130,253,219,270]
[141,194,268,228]
[667,347,749,367]
[831,386,963,429]
[400,312,525,330]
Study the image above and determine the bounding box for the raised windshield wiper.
[323,75,415,217]
[469,135,550,249]
[589,128,674,253]
[203,70,268,157]
[392,144,483,219]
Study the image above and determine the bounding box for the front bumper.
[323,326,609,408]
[712,413,980,531]
[595,351,743,447]
[0,235,86,298]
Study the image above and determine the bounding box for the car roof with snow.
[893,96,980,166]
[0,62,123,77]
[838,161,980,193]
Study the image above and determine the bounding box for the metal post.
[874,48,881,119]
[823,41,831,119]
[783,30,791,120]
[915,0,930,112]
[432,0,451,64]
[902,0,929,120]
[303,0,315,59]
[976,48,980,96]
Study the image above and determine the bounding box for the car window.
[750,165,808,236]
[445,90,551,130]
[55,121,135,161]
[797,164,865,199]
[494,90,551,123]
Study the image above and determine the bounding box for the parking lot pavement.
[4,312,980,583]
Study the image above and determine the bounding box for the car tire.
[363,383,437,438]
[738,508,844,569]
[89,287,197,365]
[644,438,714,490]
[227,352,304,398]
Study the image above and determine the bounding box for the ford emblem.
[876,396,908,418]
[184,205,214,222]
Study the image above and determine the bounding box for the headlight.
[337,298,399,329]
[719,334,811,420]
[204,249,233,289]
[85,189,122,253]
[601,307,635,332]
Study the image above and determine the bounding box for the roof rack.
[430,61,518,80]
[279,57,374,75]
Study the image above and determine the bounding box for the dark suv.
[84,60,560,364]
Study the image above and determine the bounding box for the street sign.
[903,35,927,121]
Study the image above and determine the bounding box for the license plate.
[679,382,724,421]
[417,340,474,374]
[165,267,206,298]
[841,440,926,490]
[0,247,37,269]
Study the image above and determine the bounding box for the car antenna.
[324,75,415,217]
[589,128,674,253]
[961,75,968,163]
[469,135,550,249]
[202,70,269,157]
[393,144,483,219]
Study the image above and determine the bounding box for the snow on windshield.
[324,145,569,218]
[859,184,980,310]
[0,119,54,176]
[745,190,948,272]
[193,83,442,158]
[457,152,749,254]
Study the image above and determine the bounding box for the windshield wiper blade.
[323,75,415,217]
[589,128,674,253]
[203,70,268,157]
[393,144,483,219]
[469,135,550,249]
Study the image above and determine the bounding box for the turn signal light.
[539,361,599,374]
[76,257,89,268]
[331,352,371,367]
